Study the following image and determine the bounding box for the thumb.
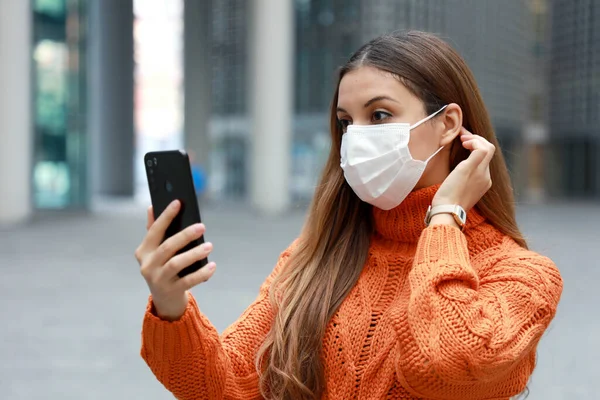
[464,148,487,168]
[461,139,487,169]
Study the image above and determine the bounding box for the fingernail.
[195,223,204,234]
[170,200,179,209]
[208,263,216,271]
[203,242,213,251]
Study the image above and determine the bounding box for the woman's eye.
[338,119,351,130]
[372,111,392,122]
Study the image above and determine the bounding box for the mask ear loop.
[409,104,449,163]
[425,144,445,163]
[409,104,449,130]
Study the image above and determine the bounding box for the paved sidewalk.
[0,201,598,399]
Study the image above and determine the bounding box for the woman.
[135,31,562,400]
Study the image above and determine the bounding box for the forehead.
[337,66,413,104]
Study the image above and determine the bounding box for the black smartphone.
[144,150,208,277]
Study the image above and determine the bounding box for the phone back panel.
[144,150,207,277]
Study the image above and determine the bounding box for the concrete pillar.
[183,0,212,174]
[88,0,135,197]
[0,0,32,224]
[524,123,549,203]
[249,0,293,214]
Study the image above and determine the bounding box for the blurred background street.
[1,0,599,399]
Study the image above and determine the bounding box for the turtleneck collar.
[372,184,486,243]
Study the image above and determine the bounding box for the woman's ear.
[438,103,463,146]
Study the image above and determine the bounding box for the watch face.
[457,207,467,223]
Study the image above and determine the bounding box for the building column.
[524,123,549,202]
[88,0,134,197]
[183,0,212,175]
[249,0,294,214]
[0,0,32,224]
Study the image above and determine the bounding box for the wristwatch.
[424,204,467,230]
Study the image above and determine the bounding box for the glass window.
[32,0,87,208]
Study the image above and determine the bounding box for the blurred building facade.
[1,0,90,225]
[209,0,533,202]
[1,0,598,225]
[548,0,600,199]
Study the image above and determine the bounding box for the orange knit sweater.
[141,185,563,400]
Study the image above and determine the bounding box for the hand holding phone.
[134,150,215,321]
[144,150,209,277]
[135,201,217,321]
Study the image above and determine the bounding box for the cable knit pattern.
[141,185,563,400]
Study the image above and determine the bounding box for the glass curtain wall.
[32,0,87,208]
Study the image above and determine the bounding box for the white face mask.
[340,105,448,210]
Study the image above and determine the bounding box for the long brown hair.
[256,30,527,400]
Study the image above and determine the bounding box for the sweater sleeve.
[396,224,563,399]
[140,244,295,400]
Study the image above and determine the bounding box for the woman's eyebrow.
[337,95,399,114]
[363,96,399,108]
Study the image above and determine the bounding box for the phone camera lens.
[146,159,152,167]
[165,180,173,193]
[153,157,158,166]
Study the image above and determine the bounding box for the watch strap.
[424,204,467,229]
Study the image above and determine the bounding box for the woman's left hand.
[432,127,495,211]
